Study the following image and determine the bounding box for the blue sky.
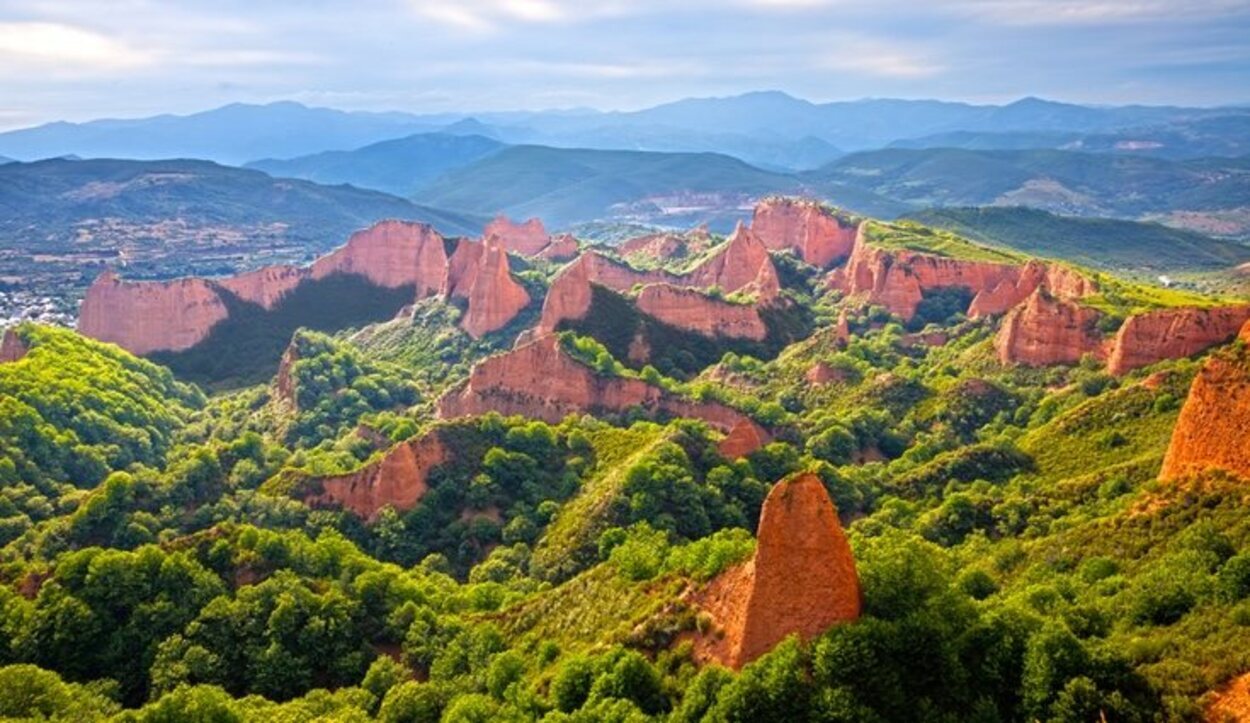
[0,0,1247,129]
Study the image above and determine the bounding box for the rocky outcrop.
[273,340,300,411]
[994,289,1104,366]
[538,233,580,261]
[485,216,550,257]
[620,227,712,261]
[636,284,767,341]
[967,261,1097,318]
[693,472,861,669]
[718,419,768,459]
[311,219,449,295]
[686,223,780,300]
[0,327,28,363]
[304,430,449,519]
[460,239,531,338]
[831,240,1023,321]
[1107,306,1250,376]
[1159,321,1250,482]
[438,334,769,439]
[78,218,539,355]
[538,225,781,336]
[78,271,230,355]
[751,197,859,268]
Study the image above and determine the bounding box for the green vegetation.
[861,219,1023,263]
[907,206,1250,274]
[3,202,1250,721]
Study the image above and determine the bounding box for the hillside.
[246,133,507,197]
[412,145,803,228]
[0,158,484,289]
[0,101,445,165]
[906,206,1250,274]
[7,198,1250,720]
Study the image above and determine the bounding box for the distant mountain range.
[3,92,1248,171]
[246,133,507,197]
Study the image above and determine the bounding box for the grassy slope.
[905,206,1250,273]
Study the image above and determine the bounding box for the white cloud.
[951,0,1250,25]
[0,22,149,70]
[818,41,945,78]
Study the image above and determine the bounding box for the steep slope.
[246,133,506,196]
[1160,321,1250,481]
[77,220,532,385]
[808,148,1250,235]
[412,145,800,228]
[693,472,860,669]
[906,207,1250,273]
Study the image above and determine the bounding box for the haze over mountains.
[1,90,1248,298]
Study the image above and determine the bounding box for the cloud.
[818,40,945,78]
[0,21,149,70]
[951,0,1250,25]
[410,0,574,32]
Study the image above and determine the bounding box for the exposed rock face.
[311,219,449,294]
[636,284,767,341]
[751,197,859,268]
[273,340,300,411]
[538,233,580,261]
[687,223,779,299]
[438,334,768,439]
[78,271,230,355]
[832,240,1022,321]
[304,430,449,520]
[459,239,531,338]
[994,289,1104,366]
[1107,305,1250,375]
[967,260,1097,318]
[77,218,539,355]
[484,216,550,256]
[1160,322,1250,482]
[694,472,861,669]
[538,226,780,336]
[718,419,768,459]
[0,327,28,363]
[619,228,712,261]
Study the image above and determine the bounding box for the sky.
[0,0,1248,130]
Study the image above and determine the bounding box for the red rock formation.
[751,197,859,268]
[1159,321,1250,482]
[619,229,711,261]
[1107,305,1250,376]
[78,220,451,355]
[304,430,449,519]
[0,327,28,363]
[967,261,1097,318]
[273,340,300,410]
[537,253,671,333]
[693,472,860,669]
[78,271,230,355]
[718,419,768,459]
[538,233,580,261]
[459,238,531,338]
[831,239,1022,320]
[311,220,449,294]
[994,289,1104,366]
[438,334,769,440]
[635,284,767,341]
[686,223,779,298]
[484,216,550,256]
[217,264,308,309]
